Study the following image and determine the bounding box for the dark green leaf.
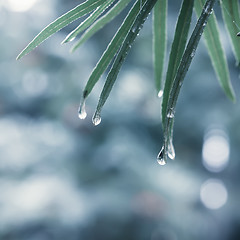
[220,0,240,65]
[195,0,235,102]
[79,0,147,104]
[160,0,217,162]
[162,0,194,127]
[153,0,167,95]
[92,0,158,123]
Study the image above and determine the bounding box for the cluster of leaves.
[17,0,240,164]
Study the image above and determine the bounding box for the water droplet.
[191,49,196,58]
[69,37,76,42]
[167,108,175,118]
[237,32,240,37]
[92,112,101,126]
[167,140,175,160]
[157,146,166,165]
[78,100,87,119]
[158,90,163,98]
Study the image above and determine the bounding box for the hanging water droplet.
[157,146,166,165]
[237,32,240,36]
[167,108,175,118]
[78,100,87,119]
[167,140,175,160]
[158,89,163,98]
[92,112,101,126]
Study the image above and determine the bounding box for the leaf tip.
[16,52,24,60]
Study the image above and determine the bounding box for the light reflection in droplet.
[200,179,227,210]
[157,90,163,98]
[202,127,230,172]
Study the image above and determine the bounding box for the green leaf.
[194,0,235,101]
[153,0,167,95]
[162,0,194,127]
[160,0,217,162]
[92,0,158,123]
[79,0,147,104]
[62,0,116,44]
[16,0,105,60]
[220,0,240,66]
[71,0,131,52]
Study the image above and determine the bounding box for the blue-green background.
[0,0,240,239]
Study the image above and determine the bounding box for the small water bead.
[190,49,196,58]
[78,101,87,119]
[167,108,175,118]
[92,112,101,126]
[167,140,175,160]
[69,36,76,42]
[237,32,240,37]
[158,89,163,98]
[157,146,166,166]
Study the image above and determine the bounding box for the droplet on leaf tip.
[92,113,101,126]
[157,146,166,165]
[78,101,87,120]
[167,140,175,160]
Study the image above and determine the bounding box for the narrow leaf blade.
[195,0,235,101]
[93,0,158,120]
[62,0,116,44]
[162,0,194,127]
[161,0,217,163]
[220,0,240,65]
[80,0,147,102]
[71,0,131,52]
[153,0,167,94]
[17,0,105,60]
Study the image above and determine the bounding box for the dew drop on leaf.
[69,37,76,42]
[167,108,175,118]
[157,146,166,165]
[92,112,101,126]
[167,140,175,160]
[158,89,163,98]
[78,100,87,119]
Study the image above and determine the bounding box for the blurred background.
[0,0,240,239]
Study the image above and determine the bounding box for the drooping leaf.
[71,0,131,52]
[152,0,167,95]
[62,0,116,44]
[16,0,105,60]
[162,0,194,127]
[194,0,235,101]
[220,0,240,66]
[79,0,147,104]
[92,0,158,124]
[159,0,217,163]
